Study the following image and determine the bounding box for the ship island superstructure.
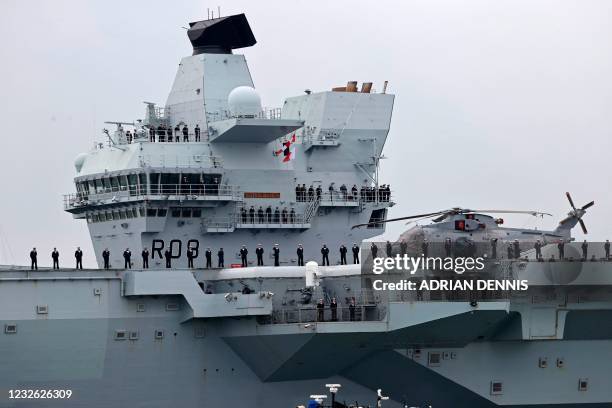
[64,13,394,270]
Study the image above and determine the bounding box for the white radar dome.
[228,86,262,117]
[74,153,87,173]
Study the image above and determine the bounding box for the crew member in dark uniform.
[187,247,195,268]
[51,248,60,269]
[507,244,513,259]
[274,207,280,223]
[141,247,149,269]
[330,297,338,321]
[167,128,173,142]
[149,127,155,142]
[272,244,280,266]
[249,206,255,224]
[75,247,83,270]
[490,238,498,259]
[205,248,212,268]
[194,124,200,142]
[605,240,611,260]
[164,249,172,268]
[385,241,393,257]
[240,245,248,267]
[257,207,264,224]
[30,247,38,270]
[157,125,165,142]
[317,298,325,322]
[123,248,132,269]
[297,244,304,266]
[534,240,542,260]
[289,208,295,224]
[371,242,378,259]
[558,240,565,260]
[400,239,407,256]
[283,207,290,223]
[217,248,224,268]
[444,238,452,258]
[349,298,356,321]
[182,125,188,142]
[339,245,347,265]
[421,240,429,258]
[256,244,264,266]
[174,125,180,140]
[102,248,110,269]
[513,240,521,259]
[352,243,360,264]
[265,206,272,223]
[582,240,588,260]
[321,244,330,266]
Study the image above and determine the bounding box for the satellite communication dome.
[228,86,262,117]
[74,153,87,173]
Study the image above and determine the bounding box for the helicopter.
[352,192,594,257]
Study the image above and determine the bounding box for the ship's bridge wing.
[209,118,304,143]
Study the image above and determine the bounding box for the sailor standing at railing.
[240,245,248,267]
[273,244,280,266]
[256,244,264,266]
[205,248,212,268]
[194,124,201,142]
[51,248,60,270]
[217,248,224,268]
[297,244,304,266]
[74,247,83,270]
[102,248,110,269]
[29,248,38,270]
[123,248,132,269]
[352,243,360,264]
[141,248,149,269]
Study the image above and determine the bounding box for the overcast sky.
[1,0,610,266]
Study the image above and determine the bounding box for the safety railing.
[140,154,223,168]
[206,107,283,122]
[265,304,384,324]
[64,183,240,209]
[296,189,392,204]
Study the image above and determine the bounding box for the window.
[132,208,139,218]
[182,209,192,218]
[98,213,106,222]
[490,381,503,395]
[110,176,119,191]
[139,174,148,194]
[103,178,112,192]
[150,173,160,194]
[114,330,127,340]
[139,207,146,217]
[161,173,179,194]
[128,174,138,196]
[192,209,202,218]
[157,209,167,217]
[171,209,181,218]
[118,176,127,191]
[125,209,133,219]
[147,209,157,217]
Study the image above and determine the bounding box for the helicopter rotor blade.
[566,192,577,211]
[351,211,446,229]
[579,219,588,235]
[465,210,552,217]
[581,201,595,210]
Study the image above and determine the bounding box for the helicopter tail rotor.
[558,192,593,235]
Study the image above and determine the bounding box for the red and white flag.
[273,133,297,162]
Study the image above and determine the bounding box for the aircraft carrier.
[2,12,612,408]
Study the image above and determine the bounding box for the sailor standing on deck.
[352,243,360,264]
[51,248,60,269]
[273,244,280,266]
[370,242,378,259]
[339,244,347,265]
[205,248,212,268]
[256,244,264,266]
[123,248,132,269]
[297,244,304,266]
[605,240,611,260]
[182,125,188,142]
[30,247,38,270]
[513,239,520,259]
[102,248,110,269]
[194,124,200,142]
[164,249,172,268]
[187,247,195,268]
[490,238,498,259]
[217,248,224,268]
[74,247,83,270]
[240,245,248,267]
[534,240,542,260]
[582,240,589,260]
[141,248,149,269]
[386,241,393,257]
[558,240,565,260]
[321,244,330,266]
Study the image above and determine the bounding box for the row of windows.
[76,173,221,196]
[86,207,203,223]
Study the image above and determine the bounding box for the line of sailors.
[240,206,297,224]
[29,247,84,270]
[492,238,611,261]
[295,184,391,202]
[121,124,202,144]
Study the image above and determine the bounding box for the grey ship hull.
[3,260,612,408]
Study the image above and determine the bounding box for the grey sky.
[0,0,610,266]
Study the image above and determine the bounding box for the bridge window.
[110,176,119,191]
[103,178,112,192]
[139,174,148,194]
[192,209,202,218]
[157,209,167,217]
[139,207,146,217]
[150,173,160,194]
[182,209,192,218]
[147,209,157,217]
[161,173,180,194]
[128,174,138,196]
[99,213,106,222]
[171,209,181,217]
